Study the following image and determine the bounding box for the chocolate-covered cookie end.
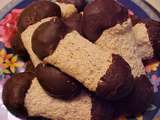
[96,54,134,101]
[113,75,153,117]
[35,63,82,100]
[32,18,67,60]
[2,72,35,118]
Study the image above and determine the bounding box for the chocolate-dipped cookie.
[57,0,87,11]
[2,72,35,118]
[35,63,82,99]
[113,75,153,117]
[95,18,146,79]
[17,1,61,32]
[3,72,114,120]
[23,17,134,100]
[82,0,128,42]
[32,17,67,59]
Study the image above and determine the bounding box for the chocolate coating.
[35,63,82,100]
[11,32,29,60]
[17,1,61,32]
[91,96,114,120]
[32,18,67,59]
[82,0,128,42]
[27,116,51,120]
[2,72,35,118]
[146,20,160,59]
[25,61,35,72]
[113,75,153,117]
[64,13,83,34]
[57,0,87,11]
[142,57,159,66]
[96,54,134,101]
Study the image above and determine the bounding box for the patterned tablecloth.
[0,0,160,120]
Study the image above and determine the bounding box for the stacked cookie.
[3,0,159,119]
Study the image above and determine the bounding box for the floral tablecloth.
[0,0,160,120]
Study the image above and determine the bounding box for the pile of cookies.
[3,0,160,120]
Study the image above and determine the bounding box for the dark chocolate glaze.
[64,13,83,34]
[11,32,30,60]
[32,18,67,59]
[113,75,153,117]
[35,63,82,100]
[57,0,87,11]
[96,54,134,101]
[27,116,51,120]
[82,0,128,42]
[17,1,61,32]
[2,72,35,118]
[25,61,35,72]
[146,20,160,59]
[142,56,159,66]
[91,96,114,120]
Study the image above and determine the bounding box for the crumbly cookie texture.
[45,31,112,91]
[25,78,92,120]
[21,17,53,67]
[55,2,77,18]
[132,23,154,59]
[96,19,145,77]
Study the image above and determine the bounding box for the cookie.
[95,18,145,78]
[3,72,114,120]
